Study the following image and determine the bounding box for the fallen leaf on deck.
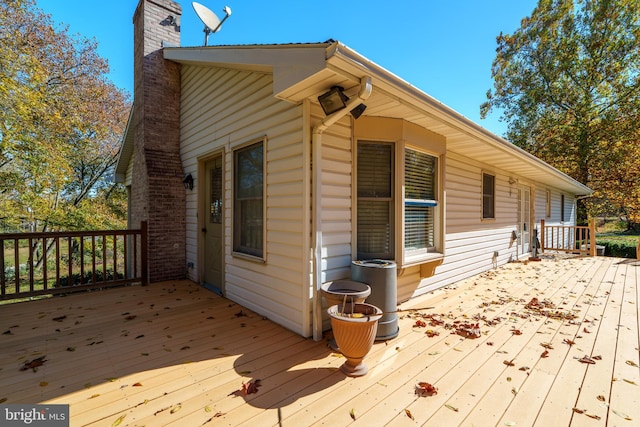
[611,409,632,420]
[170,405,181,414]
[623,379,637,385]
[597,395,606,402]
[235,310,248,317]
[426,329,439,337]
[3,330,13,335]
[563,339,576,346]
[89,394,100,399]
[350,408,356,420]
[124,315,136,321]
[445,404,459,412]
[503,359,515,367]
[578,356,596,364]
[414,319,426,327]
[20,356,47,372]
[241,379,261,395]
[39,381,48,387]
[592,355,602,360]
[511,329,522,335]
[572,408,585,414]
[540,342,553,349]
[405,408,414,420]
[0,398,7,404]
[585,413,601,420]
[112,414,126,426]
[416,382,438,396]
[626,360,639,367]
[52,315,67,322]
[541,350,549,358]
[132,382,142,387]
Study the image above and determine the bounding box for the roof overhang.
[162,41,591,196]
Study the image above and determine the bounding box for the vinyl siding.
[180,65,310,336]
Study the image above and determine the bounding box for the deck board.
[1,255,638,426]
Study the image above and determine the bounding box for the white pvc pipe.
[311,76,372,341]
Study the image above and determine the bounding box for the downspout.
[312,76,372,341]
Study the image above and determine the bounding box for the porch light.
[318,86,348,115]
[350,103,367,119]
[183,173,194,190]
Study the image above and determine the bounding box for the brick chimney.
[131,0,185,282]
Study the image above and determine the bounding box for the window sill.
[401,252,444,269]
[232,251,266,263]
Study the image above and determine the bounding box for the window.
[356,141,440,264]
[560,194,565,222]
[546,190,551,218]
[404,149,437,257]
[233,141,264,258]
[482,172,495,219]
[356,142,394,260]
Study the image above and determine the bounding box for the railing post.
[589,219,596,256]
[141,221,148,286]
[540,219,545,253]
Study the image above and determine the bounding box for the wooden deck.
[1,254,638,426]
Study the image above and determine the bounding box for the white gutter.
[311,76,372,341]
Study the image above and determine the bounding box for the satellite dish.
[192,2,232,46]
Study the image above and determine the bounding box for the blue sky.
[35,0,538,137]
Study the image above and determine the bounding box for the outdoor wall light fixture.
[318,86,368,119]
[183,173,194,190]
[318,86,349,115]
[350,103,367,119]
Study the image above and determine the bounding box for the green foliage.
[0,0,130,232]
[481,0,640,225]
[595,234,639,258]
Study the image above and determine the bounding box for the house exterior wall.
[179,64,311,336]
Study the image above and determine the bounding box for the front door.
[517,186,531,255]
[203,156,223,294]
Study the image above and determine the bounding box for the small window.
[233,141,264,258]
[482,173,495,219]
[560,194,565,222]
[546,190,551,218]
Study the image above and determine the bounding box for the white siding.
[180,65,310,336]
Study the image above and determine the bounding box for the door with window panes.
[517,185,531,255]
[203,156,223,294]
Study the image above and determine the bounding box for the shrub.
[595,237,638,258]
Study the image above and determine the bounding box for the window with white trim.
[404,148,437,257]
[356,141,441,265]
[233,140,264,258]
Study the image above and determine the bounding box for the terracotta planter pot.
[328,302,382,377]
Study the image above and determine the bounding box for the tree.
[481,0,640,226]
[0,0,130,232]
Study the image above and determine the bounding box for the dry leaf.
[20,356,47,372]
[541,350,549,358]
[626,360,639,367]
[572,408,585,414]
[89,394,100,399]
[405,408,414,420]
[205,405,212,412]
[445,404,459,412]
[350,408,356,420]
[563,338,576,346]
[503,359,515,367]
[578,355,596,364]
[241,379,261,395]
[611,409,632,420]
[112,414,126,426]
[416,382,438,396]
[623,379,638,385]
[597,395,606,402]
[132,382,142,387]
[39,381,48,387]
[170,405,182,414]
[586,414,602,420]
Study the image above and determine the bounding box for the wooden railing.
[540,219,596,256]
[1,222,147,301]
